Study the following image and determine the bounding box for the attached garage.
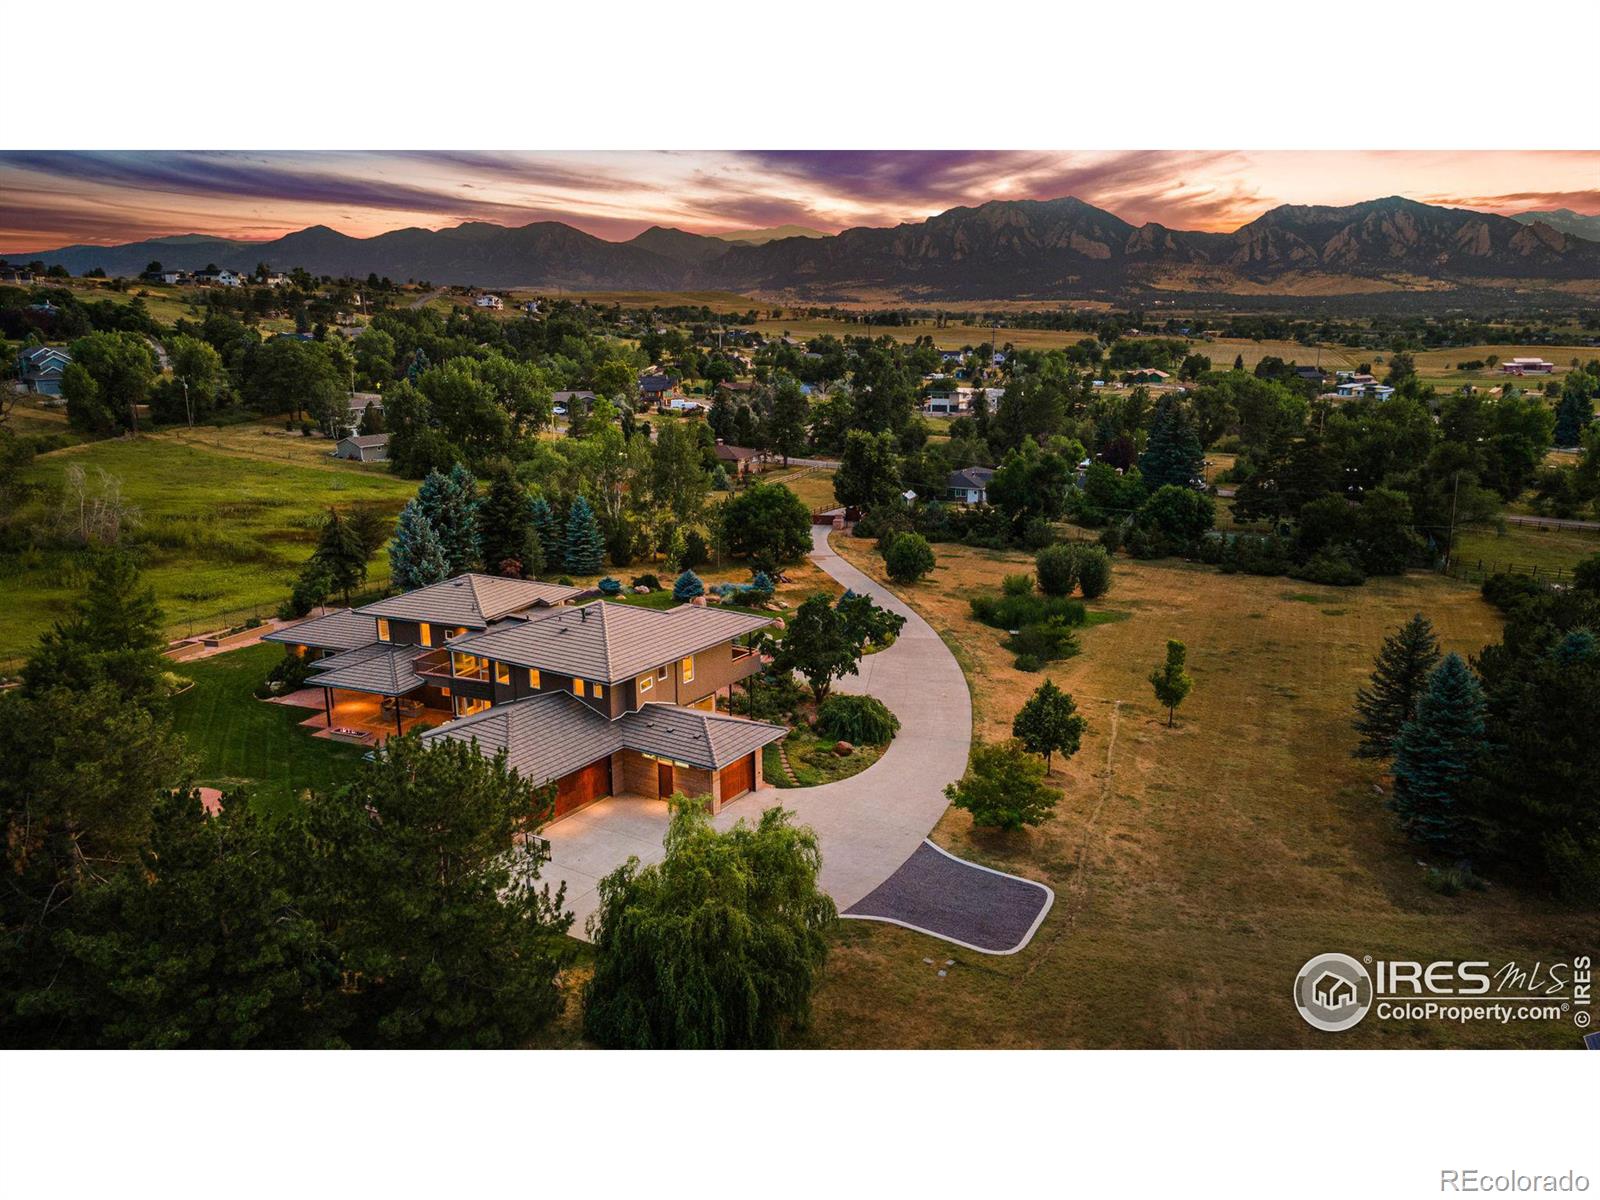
[554,757,612,817]
[718,752,755,802]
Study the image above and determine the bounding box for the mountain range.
[7,196,1597,300]
[1511,208,1600,242]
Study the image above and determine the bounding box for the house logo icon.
[1294,953,1374,1032]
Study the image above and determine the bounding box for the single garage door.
[554,758,611,817]
[718,753,754,801]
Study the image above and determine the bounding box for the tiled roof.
[615,703,786,769]
[948,466,995,490]
[339,434,390,449]
[356,573,587,628]
[451,600,773,684]
[305,641,394,674]
[310,644,427,696]
[421,693,785,782]
[263,607,379,652]
[421,692,623,786]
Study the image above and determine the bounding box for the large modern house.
[14,345,71,396]
[265,573,786,820]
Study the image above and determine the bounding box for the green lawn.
[170,642,367,817]
[4,433,416,668]
[1454,520,1600,581]
[764,725,887,787]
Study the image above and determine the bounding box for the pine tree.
[1390,653,1486,855]
[529,495,562,573]
[1553,388,1593,446]
[1138,395,1204,492]
[478,465,537,577]
[563,495,606,574]
[415,465,480,577]
[1352,613,1441,759]
[311,508,371,605]
[389,499,450,591]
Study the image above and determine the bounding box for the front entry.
[657,761,674,798]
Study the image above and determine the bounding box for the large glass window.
[376,618,391,642]
[681,656,695,683]
[495,661,510,685]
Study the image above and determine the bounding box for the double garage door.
[718,753,755,802]
[554,758,611,818]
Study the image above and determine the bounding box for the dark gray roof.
[263,607,379,652]
[948,466,995,490]
[338,434,389,449]
[638,373,674,391]
[452,600,773,684]
[615,703,786,769]
[421,691,623,786]
[356,573,587,628]
[347,392,383,410]
[305,641,393,674]
[311,644,427,696]
[421,693,785,782]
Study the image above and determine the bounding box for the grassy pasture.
[799,536,1591,1048]
[4,429,415,668]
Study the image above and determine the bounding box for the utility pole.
[182,375,193,427]
[1444,470,1462,571]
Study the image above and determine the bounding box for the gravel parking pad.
[842,840,1054,955]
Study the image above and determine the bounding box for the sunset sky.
[1,149,1596,252]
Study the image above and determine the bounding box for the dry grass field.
[798,536,1592,1048]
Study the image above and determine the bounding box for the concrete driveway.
[541,524,973,935]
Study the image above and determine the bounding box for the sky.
[1,149,1597,252]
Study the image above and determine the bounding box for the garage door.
[554,758,611,817]
[718,753,754,801]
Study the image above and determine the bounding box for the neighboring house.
[947,466,995,505]
[1500,357,1556,375]
[141,268,188,285]
[638,373,675,406]
[474,294,504,310]
[344,391,383,433]
[194,268,240,287]
[0,266,34,283]
[14,345,71,395]
[713,440,762,478]
[1293,365,1330,385]
[333,433,389,462]
[264,573,784,820]
[922,391,965,416]
[521,300,540,315]
[665,397,706,414]
[1124,367,1171,384]
[1335,380,1396,400]
[551,389,596,417]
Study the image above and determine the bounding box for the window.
[573,678,587,698]
[376,618,390,642]
[681,656,695,684]
[420,623,433,647]
[657,665,669,681]
[638,673,653,694]
[495,661,510,685]
[527,668,541,689]
[593,683,605,699]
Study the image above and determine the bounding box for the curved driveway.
[541,524,973,934]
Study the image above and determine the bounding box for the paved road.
[408,288,446,310]
[540,524,973,935]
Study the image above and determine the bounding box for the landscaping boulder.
[833,740,854,756]
[632,585,651,594]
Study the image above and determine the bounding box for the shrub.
[1098,522,1124,553]
[631,573,661,590]
[1074,545,1113,599]
[971,592,1085,631]
[746,570,775,602]
[1293,545,1366,587]
[1014,653,1044,672]
[814,694,900,745]
[1002,573,1034,597]
[673,570,705,601]
[1008,620,1080,667]
[944,739,1058,831]
[1020,516,1056,551]
[682,528,710,568]
[1035,543,1079,596]
[1481,572,1549,612]
[884,532,935,584]
[598,576,623,596]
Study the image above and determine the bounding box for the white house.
[475,294,504,310]
[1500,357,1555,376]
[947,466,995,505]
[195,268,240,287]
[1335,381,1395,400]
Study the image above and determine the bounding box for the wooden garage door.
[554,758,611,817]
[718,753,754,801]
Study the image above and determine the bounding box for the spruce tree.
[415,465,480,577]
[1553,388,1593,446]
[478,465,537,577]
[1352,614,1440,759]
[1390,653,1486,855]
[311,508,371,605]
[563,495,606,574]
[529,495,562,573]
[1139,394,1204,492]
[388,499,450,592]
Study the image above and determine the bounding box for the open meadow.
[799,535,1593,1048]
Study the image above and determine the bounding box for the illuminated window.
[681,656,695,683]
[638,673,653,694]
[573,678,587,698]
[593,683,605,698]
[527,668,541,688]
[495,661,510,685]
[420,624,433,647]
[376,618,390,642]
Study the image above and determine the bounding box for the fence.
[1442,559,1570,586]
